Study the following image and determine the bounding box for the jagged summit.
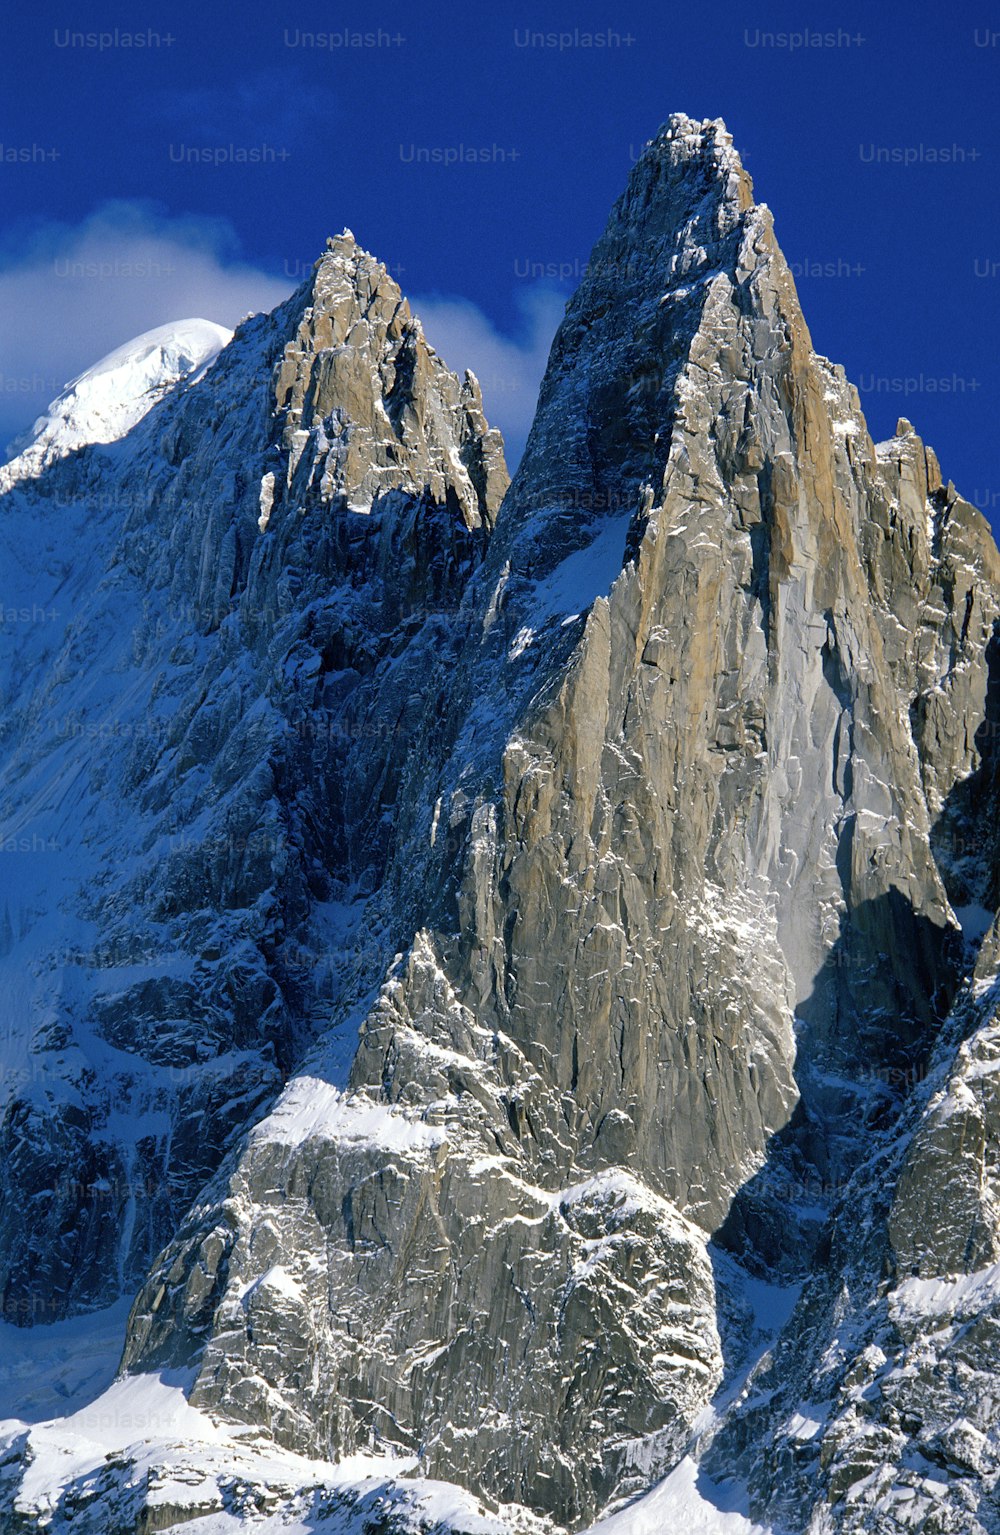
[628,111,756,222]
[250,232,508,531]
[588,112,758,302]
[568,114,761,340]
[464,112,780,704]
[325,226,357,249]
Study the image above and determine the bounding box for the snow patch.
[242,1265,305,1306]
[585,1455,777,1534]
[4,1370,534,1533]
[2,319,232,486]
[0,1298,131,1426]
[522,515,631,626]
[954,903,994,943]
[891,1260,1000,1325]
[251,1076,447,1155]
[508,625,535,660]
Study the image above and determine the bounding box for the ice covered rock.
[0,318,232,488]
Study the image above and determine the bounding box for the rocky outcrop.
[269,235,507,530]
[4,115,1000,1535]
[113,118,1000,1530]
[0,237,506,1327]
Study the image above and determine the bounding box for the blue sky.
[1,0,997,509]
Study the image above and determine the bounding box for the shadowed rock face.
[0,237,507,1328]
[4,115,1000,1535]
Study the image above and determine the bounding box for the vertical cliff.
[3,116,1000,1535]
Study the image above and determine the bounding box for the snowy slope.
[0,1370,543,1534]
[0,1309,771,1534]
[0,318,232,487]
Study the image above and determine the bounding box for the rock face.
[0,235,506,1328]
[3,116,1000,1535]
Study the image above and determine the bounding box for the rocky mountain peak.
[616,111,756,249]
[267,236,508,530]
[4,114,1000,1535]
[484,116,772,589]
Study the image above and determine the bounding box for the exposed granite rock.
[4,114,1000,1535]
[114,116,997,1530]
[270,233,507,531]
[0,240,507,1327]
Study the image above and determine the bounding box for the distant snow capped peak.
[1,318,232,489]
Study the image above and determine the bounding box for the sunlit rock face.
[4,116,1000,1535]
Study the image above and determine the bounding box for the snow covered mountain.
[0,317,232,489]
[2,116,1000,1534]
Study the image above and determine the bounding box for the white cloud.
[0,201,292,451]
[411,285,565,469]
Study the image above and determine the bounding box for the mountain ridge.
[0,317,233,491]
[1,112,1000,1535]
